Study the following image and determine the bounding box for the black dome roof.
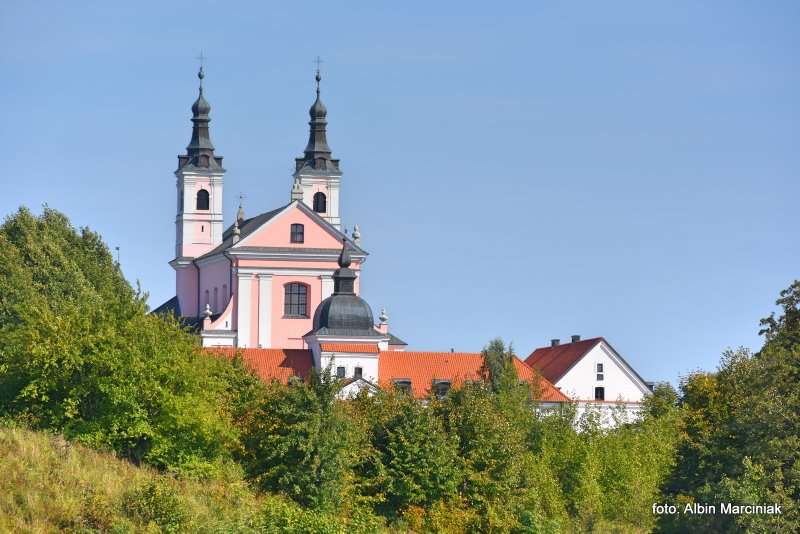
[309,238,382,338]
[313,293,375,335]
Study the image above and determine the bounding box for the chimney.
[551,338,560,347]
[571,335,581,343]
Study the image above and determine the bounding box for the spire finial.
[337,237,352,268]
[314,56,323,95]
[236,193,245,223]
[196,51,206,94]
[352,224,361,246]
[379,307,388,324]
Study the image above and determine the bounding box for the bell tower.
[291,68,341,229]
[170,65,225,317]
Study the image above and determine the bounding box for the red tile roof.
[320,343,379,353]
[209,348,313,384]
[524,337,604,383]
[378,351,570,402]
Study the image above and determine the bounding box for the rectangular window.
[594,387,605,401]
[290,223,304,243]
[433,380,451,399]
[596,363,603,372]
[354,367,363,379]
[393,379,412,395]
[336,366,346,378]
[597,373,604,381]
[284,283,308,317]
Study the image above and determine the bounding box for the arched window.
[213,287,218,312]
[290,223,304,243]
[284,283,309,317]
[196,189,210,210]
[312,192,327,213]
[204,289,210,307]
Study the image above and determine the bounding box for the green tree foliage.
[480,337,520,394]
[659,281,800,533]
[355,392,462,513]
[1,204,727,532]
[441,382,568,532]
[0,207,254,476]
[237,367,364,513]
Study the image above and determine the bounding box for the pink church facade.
[155,66,375,351]
[153,66,649,412]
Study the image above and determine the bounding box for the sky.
[1,1,797,386]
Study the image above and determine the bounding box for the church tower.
[170,66,225,317]
[292,69,341,229]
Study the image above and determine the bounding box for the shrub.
[122,480,189,533]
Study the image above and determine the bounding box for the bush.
[123,480,189,533]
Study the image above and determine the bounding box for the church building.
[154,66,649,409]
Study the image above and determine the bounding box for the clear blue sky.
[2,1,797,386]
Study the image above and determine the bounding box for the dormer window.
[196,189,210,210]
[313,192,327,213]
[393,379,412,395]
[290,223,304,243]
[336,366,346,379]
[432,380,451,399]
[596,363,604,381]
[354,367,363,379]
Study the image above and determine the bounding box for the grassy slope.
[0,424,267,533]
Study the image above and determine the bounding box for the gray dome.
[309,93,327,118]
[313,293,375,334]
[192,93,211,116]
[308,238,382,337]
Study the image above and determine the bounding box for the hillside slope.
[0,424,372,533]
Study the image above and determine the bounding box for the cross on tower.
[313,56,323,90]
[195,51,206,87]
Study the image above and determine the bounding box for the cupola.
[311,239,381,337]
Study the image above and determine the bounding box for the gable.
[235,202,345,250]
[557,341,651,398]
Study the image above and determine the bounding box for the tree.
[0,207,248,477]
[659,281,800,533]
[357,392,462,513]
[479,338,519,394]
[237,367,362,512]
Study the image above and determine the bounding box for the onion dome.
[295,68,339,173]
[178,65,223,171]
[311,238,380,336]
[309,71,327,118]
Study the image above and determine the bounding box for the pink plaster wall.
[250,276,260,348]
[176,267,198,317]
[179,177,216,258]
[198,259,231,315]
[237,206,342,249]
[271,274,320,349]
